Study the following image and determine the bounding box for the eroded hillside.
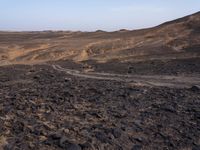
[0,12,200,150]
[0,12,199,65]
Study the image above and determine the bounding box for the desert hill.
[0,12,200,150]
[0,12,199,65]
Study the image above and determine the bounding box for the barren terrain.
[0,12,200,150]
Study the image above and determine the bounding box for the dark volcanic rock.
[1,12,200,149]
[46,133,82,150]
[95,131,110,143]
[0,64,200,149]
[192,145,200,150]
[190,85,200,92]
[111,128,122,138]
[59,138,81,150]
[131,145,142,150]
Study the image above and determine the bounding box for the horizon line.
[0,11,198,33]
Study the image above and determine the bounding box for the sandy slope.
[0,12,199,65]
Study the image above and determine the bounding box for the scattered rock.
[80,142,93,149]
[0,136,8,149]
[29,69,35,73]
[162,105,176,113]
[192,145,200,150]
[65,77,72,82]
[33,75,40,79]
[95,132,109,143]
[131,145,142,150]
[112,128,122,138]
[134,137,144,143]
[59,136,81,150]
[190,85,200,92]
[66,143,82,150]
[46,133,82,150]
[1,64,200,149]
[12,120,25,134]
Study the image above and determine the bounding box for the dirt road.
[52,64,200,88]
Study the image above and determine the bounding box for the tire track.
[52,64,200,88]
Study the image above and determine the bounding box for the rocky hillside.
[0,12,199,65]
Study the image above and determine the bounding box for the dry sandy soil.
[0,12,200,150]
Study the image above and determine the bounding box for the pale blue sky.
[0,0,199,31]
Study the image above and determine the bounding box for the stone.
[59,137,81,150]
[131,145,142,150]
[95,132,109,143]
[190,85,200,92]
[112,128,122,138]
[192,145,200,150]
[67,143,82,150]
[33,75,40,79]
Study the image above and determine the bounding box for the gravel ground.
[0,63,200,150]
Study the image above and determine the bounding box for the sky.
[0,0,200,31]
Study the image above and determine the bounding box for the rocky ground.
[80,58,200,76]
[0,11,200,150]
[0,61,200,150]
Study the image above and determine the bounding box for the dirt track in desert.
[0,12,200,150]
[52,64,200,88]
